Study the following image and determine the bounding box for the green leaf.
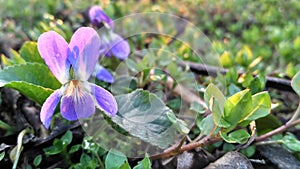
[125,58,139,73]
[82,136,106,156]
[204,84,226,107]
[190,101,205,114]
[286,62,300,78]
[226,68,238,83]
[111,76,138,95]
[0,151,5,161]
[105,149,130,169]
[158,50,173,66]
[282,133,300,152]
[249,74,266,94]
[137,56,151,70]
[235,46,253,66]
[44,144,62,156]
[209,97,231,128]
[222,143,235,152]
[11,49,25,63]
[243,91,271,122]
[241,72,254,87]
[80,153,91,165]
[220,129,250,144]
[167,98,181,110]
[33,154,42,167]
[141,68,151,84]
[112,89,174,148]
[5,82,54,105]
[133,154,151,169]
[61,130,73,145]
[228,83,241,96]
[80,153,97,168]
[199,114,215,136]
[291,71,300,96]
[0,63,60,104]
[220,51,233,68]
[1,54,14,66]
[256,114,282,136]
[0,63,60,89]
[44,131,73,156]
[167,62,180,78]
[19,41,44,63]
[166,111,190,134]
[151,68,167,82]
[204,84,230,128]
[69,145,81,154]
[1,49,26,67]
[26,165,33,169]
[240,145,256,157]
[224,89,252,128]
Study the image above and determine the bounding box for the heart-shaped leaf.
[0,63,60,104]
[112,89,175,148]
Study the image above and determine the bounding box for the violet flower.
[89,6,114,29]
[38,27,118,129]
[99,31,130,60]
[89,5,130,60]
[93,64,114,83]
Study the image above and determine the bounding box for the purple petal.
[60,95,77,121]
[40,89,61,129]
[61,86,95,120]
[89,6,102,26]
[90,83,118,116]
[37,31,70,84]
[89,6,114,29]
[68,27,101,81]
[74,92,95,119]
[95,65,114,83]
[109,33,130,60]
[105,52,112,57]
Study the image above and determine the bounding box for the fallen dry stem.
[255,103,300,142]
[255,118,300,142]
[150,135,221,160]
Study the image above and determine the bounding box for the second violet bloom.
[89,6,130,60]
[38,27,118,129]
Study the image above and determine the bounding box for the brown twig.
[152,104,300,160]
[255,103,300,142]
[255,118,300,142]
[150,135,221,160]
[182,61,294,93]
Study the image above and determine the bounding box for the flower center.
[65,80,81,96]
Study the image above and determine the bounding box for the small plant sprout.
[37,27,118,129]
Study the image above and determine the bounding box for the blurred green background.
[0,0,299,76]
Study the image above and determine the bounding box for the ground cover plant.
[0,0,299,168]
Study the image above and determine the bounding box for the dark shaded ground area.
[0,75,299,168]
